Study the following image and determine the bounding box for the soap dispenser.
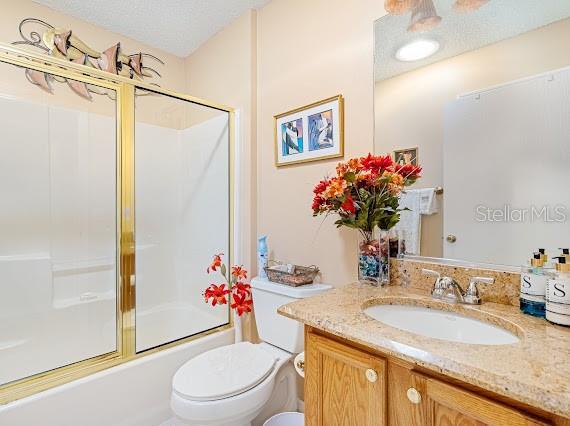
[546,256,570,326]
[520,252,547,318]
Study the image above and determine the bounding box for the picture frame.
[274,95,344,167]
[393,147,419,166]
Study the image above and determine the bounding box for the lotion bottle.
[520,252,547,318]
[546,256,570,326]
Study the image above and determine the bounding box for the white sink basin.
[364,304,520,345]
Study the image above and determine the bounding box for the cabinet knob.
[407,387,422,404]
[365,369,378,383]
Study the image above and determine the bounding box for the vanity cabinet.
[389,361,548,426]
[305,330,387,425]
[305,328,565,426]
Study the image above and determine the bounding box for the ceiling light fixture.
[407,0,442,32]
[395,39,440,62]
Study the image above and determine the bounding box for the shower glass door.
[0,44,234,403]
[134,88,231,352]
[0,59,118,386]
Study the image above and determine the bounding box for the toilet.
[171,277,332,426]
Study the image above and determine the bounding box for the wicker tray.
[264,263,319,287]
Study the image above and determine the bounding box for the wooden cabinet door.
[305,331,387,426]
[387,361,426,426]
[410,373,550,426]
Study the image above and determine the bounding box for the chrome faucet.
[422,269,494,305]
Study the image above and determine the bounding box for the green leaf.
[355,203,369,229]
[359,188,371,200]
[220,264,227,278]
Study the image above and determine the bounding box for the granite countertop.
[278,283,570,418]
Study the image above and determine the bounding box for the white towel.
[419,188,439,215]
[396,190,422,255]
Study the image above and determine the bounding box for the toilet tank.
[250,277,332,353]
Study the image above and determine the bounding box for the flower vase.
[358,229,390,286]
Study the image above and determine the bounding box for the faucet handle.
[422,269,444,298]
[422,269,441,279]
[464,276,495,305]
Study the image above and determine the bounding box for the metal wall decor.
[13,18,165,100]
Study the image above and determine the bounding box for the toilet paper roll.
[294,352,305,378]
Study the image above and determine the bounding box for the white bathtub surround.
[0,96,118,385]
[0,329,234,426]
[135,113,231,352]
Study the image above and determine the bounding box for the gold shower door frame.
[0,43,234,404]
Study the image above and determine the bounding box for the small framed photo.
[393,147,418,166]
[274,95,344,167]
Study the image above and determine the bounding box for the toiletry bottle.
[258,236,269,279]
[519,252,547,318]
[546,256,570,326]
[538,248,549,267]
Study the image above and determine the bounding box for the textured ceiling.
[375,0,570,81]
[33,0,271,57]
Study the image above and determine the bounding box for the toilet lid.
[173,342,276,401]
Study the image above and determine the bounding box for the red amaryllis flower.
[361,153,394,172]
[231,265,248,280]
[203,253,254,316]
[232,282,252,298]
[203,284,230,306]
[231,293,253,316]
[395,163,422,179]
[312,195,325,212]
[313,179,330,195]
[341,194,356,214]
[206,253,223,273]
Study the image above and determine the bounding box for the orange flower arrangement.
[312,153,422,240]
[203,254,252,316]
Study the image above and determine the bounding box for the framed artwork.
[274,95,344,167]
[393,147,418,166]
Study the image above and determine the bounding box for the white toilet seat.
[171,343,293,426]
[173,342,276,401]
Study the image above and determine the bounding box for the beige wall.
[375,18,570,257]
[256,0,385,286]
[183,0,386,288]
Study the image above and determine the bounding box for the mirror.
[374,0,570,268]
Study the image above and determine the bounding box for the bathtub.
[0,252,233,425]
[0,328,234,426]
